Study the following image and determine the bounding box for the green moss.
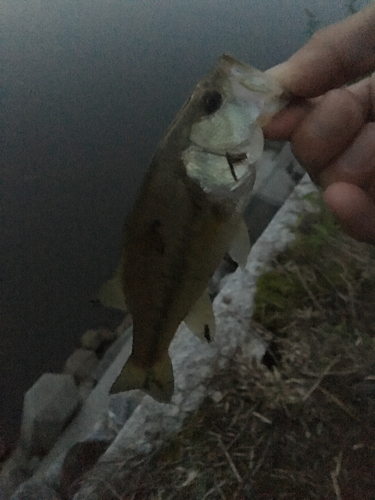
[287,194,339,262]
[252,192,375,338]
[254,270,305,327]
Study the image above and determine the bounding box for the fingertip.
[266,63,293,90]
[267,3,375,99]
[266,43,336,98]
[323,182,375,244]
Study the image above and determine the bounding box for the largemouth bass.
[100,54,287,402]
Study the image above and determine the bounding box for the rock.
[63,349,98,384]
[80,330,102,351]
[20,374,81,457]
[77,380,96,401]
[91,329,132,383]
[0,448,41,500]
[10,479,61,500]
[81,326,131,357]
[0,454,29,500]
[107,392,145,435]
[80,329,118,353]
[31,332,133,487]
[73,398,187,499]
[60,440,110,499]
[87,391,145,442]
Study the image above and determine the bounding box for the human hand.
[264,3,375,243]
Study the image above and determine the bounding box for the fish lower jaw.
[183,145,256,198]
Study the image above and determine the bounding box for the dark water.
[0,0,368,443]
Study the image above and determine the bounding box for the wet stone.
[63,349,99,384]
[20,374,81,456]
[10,480,61,500]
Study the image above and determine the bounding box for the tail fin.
[109,354,175,403]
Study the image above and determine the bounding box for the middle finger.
[291,87,365,179]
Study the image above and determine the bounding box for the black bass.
[100,54,287,402]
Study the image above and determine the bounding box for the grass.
[86,192,375,500]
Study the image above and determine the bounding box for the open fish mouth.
[182,143,257,200]
[185,116,264,196]
[225,152,247,182]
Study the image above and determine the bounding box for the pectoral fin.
[110,353,174,403]
[184,289,215,342]
[96,260,127,312]
[228,217,250,269]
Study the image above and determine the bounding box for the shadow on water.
[0,0,364,444]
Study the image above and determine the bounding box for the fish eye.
[201,90,223,114]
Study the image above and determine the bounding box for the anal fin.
[184,288,215,342]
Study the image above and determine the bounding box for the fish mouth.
[183,144,256,199]
[225,152,247,182]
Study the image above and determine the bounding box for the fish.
[100,54,287,403]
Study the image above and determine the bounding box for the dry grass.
[91,193,375,500]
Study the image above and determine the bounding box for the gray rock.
[0,448,41,500]
[91,328,132,383]
[63,349,98,384]
[107,391,145,434]
[77,380,96,401]
[0,458,29,500]
[87,391,145,442]
[80,330,102,351]
[10,480,60,500]
[20,374,81,457]
[80,329,118,352]
[31,332,133,488]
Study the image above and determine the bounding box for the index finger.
[267,3,375,98]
